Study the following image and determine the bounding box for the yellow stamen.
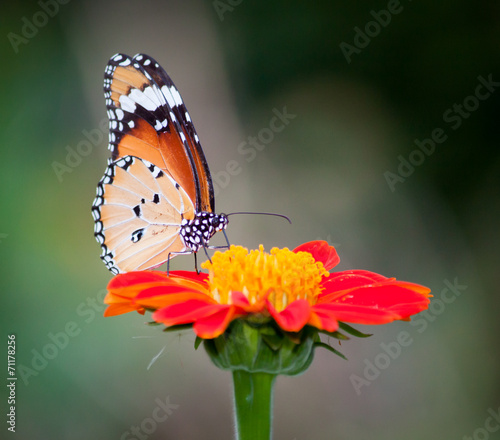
[201,245,329,311]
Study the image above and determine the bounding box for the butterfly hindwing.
[92,156,194,274]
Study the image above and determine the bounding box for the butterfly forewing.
[103,53,207,212]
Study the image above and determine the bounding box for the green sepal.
[318,329,350,340]
[261,333,285,351]
[338,322,372,338]
[161,323,193,333]
[194,336,203,350]
[314,341,348,360]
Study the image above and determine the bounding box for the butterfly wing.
[93,156,195,274]
[103,53,214,213]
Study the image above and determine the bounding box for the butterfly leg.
[192,233,231,274]
[166,250,193,276]
[207,229,231,249]
[203,229,230,252]
[222,229,230,248]
[201,240,212,264]
[200,238,229,265]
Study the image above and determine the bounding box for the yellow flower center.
[201,245,329,312]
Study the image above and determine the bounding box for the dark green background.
[1,1,499,439]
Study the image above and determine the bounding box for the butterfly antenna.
[226,212,292,224]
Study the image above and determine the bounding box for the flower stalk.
[232,371,276,440]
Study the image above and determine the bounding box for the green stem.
[232,371,276,440]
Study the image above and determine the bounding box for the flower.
[104,241,431,339]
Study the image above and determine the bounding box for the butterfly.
[92,53,229,274]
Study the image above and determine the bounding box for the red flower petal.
[166,270,209,283]
[193,307,238,339]
[153,299,224,326]
[103,288,146,316]
[318,284,430,324]
[308,306,340,332]
[391,281,432,297]
[314,303,400,324]
[108,271,208,296]
[108,271,171,290]
[323,270,391,287]
[318,270,393,303]
[293,240,340,270]
[135,287,215,309]
[231,291,267,313]
[230,291,251,308]
[337,284,429,308]
[136,284,208,299]
[103,303,145,317]
[267,299,311,332]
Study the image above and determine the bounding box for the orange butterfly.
[92,54,228,274]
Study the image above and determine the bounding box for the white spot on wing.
[119,95,137,113]
[129,88,159,111]
[170,86,183,106]
[143,85,165,107]
[161,85,176,109]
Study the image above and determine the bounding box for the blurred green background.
[1,0,499,439]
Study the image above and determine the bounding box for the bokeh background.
[1,1,499,439]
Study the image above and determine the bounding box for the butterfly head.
[212,213,229,232]
[180,212,229,252]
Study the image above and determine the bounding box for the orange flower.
[104,241,431,339]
